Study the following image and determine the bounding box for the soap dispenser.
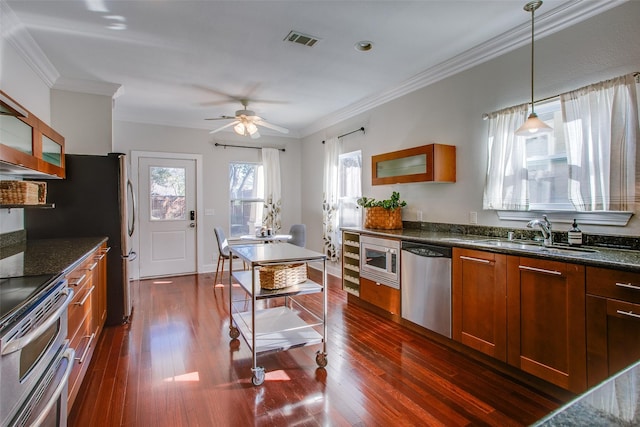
[568,219,582,246]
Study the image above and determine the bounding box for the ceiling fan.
[205,99,289,139]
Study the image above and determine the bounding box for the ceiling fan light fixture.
[233,122,246,136]
[516,0,552,137]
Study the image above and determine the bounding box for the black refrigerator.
[25,153,136,326]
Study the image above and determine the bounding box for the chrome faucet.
[527,215,553,246]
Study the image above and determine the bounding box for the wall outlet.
[469,211,478,224]
[417,211,423,221]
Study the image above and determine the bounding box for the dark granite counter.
[0,237,108,277]
[533,360,640,426]
[344,227,640,273]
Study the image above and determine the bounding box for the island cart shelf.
[228,243,328,386]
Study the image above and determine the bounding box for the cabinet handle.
[616,310,640,320]
[74,285,95,306]
[615,282,640,292]
[75,333,96,363]
[518,265,562,276]
[459,256,490,264]
[87,261,98,271]
[69,273,86,287]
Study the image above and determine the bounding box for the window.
[150,166,186,220]
[338,150,362,230]
[229,162,263,237]
[484,73,638,223]
[523,99,574,210]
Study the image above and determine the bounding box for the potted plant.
[357,191,407,229]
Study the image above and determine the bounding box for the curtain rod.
[214,142,285,152]
[322,126,365,144]
[483,71,640,120]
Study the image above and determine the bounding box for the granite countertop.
[0,236,108,277]
[344,227,640,273]
[533,360,640,426]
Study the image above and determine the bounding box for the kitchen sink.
[473,239,598,256]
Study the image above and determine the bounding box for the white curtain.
[483,104,530,210]
[261,148,282,232]
[562,74,638,211]
[322,137,340,262]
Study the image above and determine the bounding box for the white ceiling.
[2,0,623,138]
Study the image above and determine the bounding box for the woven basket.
[0,181,47,205]
[363,207,403,230]
[259,263,307,289]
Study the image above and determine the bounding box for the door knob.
[189,223,196,228]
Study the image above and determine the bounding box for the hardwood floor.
[69,270,567,426]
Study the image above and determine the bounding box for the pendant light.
[515,0,552,136]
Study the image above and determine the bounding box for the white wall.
[301,1,640,255]
[113,120,302,271]
[51,90,113,155]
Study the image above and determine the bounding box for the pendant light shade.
[515,0,552,136]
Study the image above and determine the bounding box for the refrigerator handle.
[127,179,136,237]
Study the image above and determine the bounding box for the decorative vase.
[363,207,403,230]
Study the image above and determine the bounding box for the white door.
[138,157,197,278]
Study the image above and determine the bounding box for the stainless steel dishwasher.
[401,241,452,338]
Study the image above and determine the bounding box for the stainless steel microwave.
[360,235,400,288]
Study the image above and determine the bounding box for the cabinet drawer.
[360,277,400,315]
[586,267,640,303]
[67,276,95,341]
[68,312,97,409]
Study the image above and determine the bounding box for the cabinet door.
[507,257,586,393]
[452,248,507,361]
[91,244,108,337]
[587,295,640,387]
[360,277,400,315]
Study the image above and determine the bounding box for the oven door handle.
[30,347,75,427]
[2,288,74,356]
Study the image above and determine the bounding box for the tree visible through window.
[229,162,263,237]
[150,166,186,220]
[338,150,362,230]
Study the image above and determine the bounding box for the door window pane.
[150,166,186,220]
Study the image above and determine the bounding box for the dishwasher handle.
[401,242,452,258]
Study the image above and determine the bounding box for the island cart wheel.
[229,326,240,339]
[315,351,328,368]
[251,367,265,386]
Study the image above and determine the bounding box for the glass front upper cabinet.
[371,144,456,185]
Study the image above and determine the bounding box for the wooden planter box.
[363,207,403,230]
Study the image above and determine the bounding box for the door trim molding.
[131,150,205,276]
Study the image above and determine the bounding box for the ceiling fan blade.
[205,115,237,121]
[250,129,261,139]
[209,120,239,134]
[254,119,289,134]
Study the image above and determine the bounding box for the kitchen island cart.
[228,243,328,385]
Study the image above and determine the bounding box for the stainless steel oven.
[360,235,400,288]
[0,278,74,427]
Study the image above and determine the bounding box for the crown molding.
[1,1,59,87]
[301,0,626,138]
[52,76,123,98]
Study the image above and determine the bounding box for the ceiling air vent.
[284,31,320,47]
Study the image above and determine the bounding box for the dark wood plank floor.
[69,270,566,426]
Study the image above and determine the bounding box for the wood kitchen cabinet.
[586,267,640,387]
[371,143,456,185]
[506,256,587,393]
[0,90,65,178]
[360,277,400,315]
[452,248,507,361]
[66,242,108,411]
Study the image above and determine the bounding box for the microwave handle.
[2,287,74,355]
